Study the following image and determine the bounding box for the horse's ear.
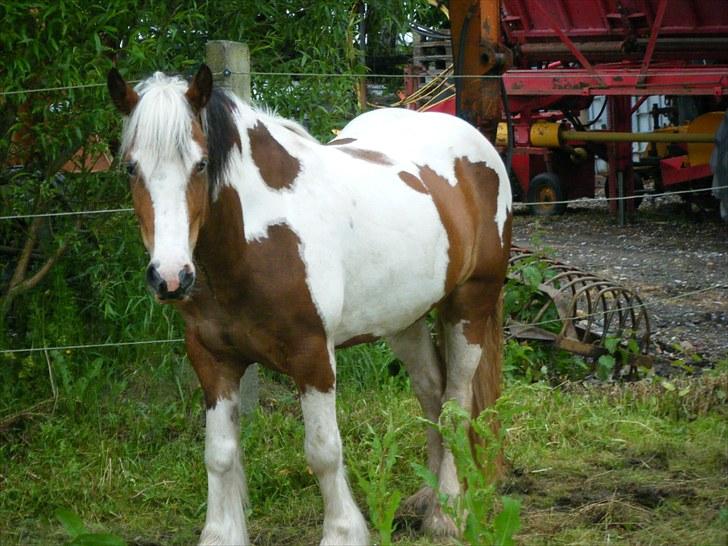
[186,64,213,113]
[107,68,139,116]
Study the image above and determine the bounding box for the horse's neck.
[197,93,321,270]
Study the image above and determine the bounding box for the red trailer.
[433,0,728,215]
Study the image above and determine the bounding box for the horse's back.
[337,108,502,172]
[310,109,512,344]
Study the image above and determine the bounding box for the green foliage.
[596,334,643,380]
[504,256,561,332]
[504,339,588,383]
[1,2,434,413]
[413,401,522,546]
[56,508,127,546]
[351,419,404,546]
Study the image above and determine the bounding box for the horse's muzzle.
[146,263,195,301]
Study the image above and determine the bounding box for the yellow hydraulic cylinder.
[530,122,562,147]
[530,121,715,147]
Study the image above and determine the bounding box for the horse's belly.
[325,190,449,343]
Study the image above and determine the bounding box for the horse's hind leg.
[387,318,445,517]
[429,279,503,535]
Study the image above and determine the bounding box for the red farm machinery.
[408,0,728,217]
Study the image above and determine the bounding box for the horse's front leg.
[296,344,369,546]
[187,332,249,546]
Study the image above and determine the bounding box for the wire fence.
[2,283,724,356]
[2,68,727,97]
[2,185,726,222]
[3,69,726,357]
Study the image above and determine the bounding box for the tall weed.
[413,400,522,546]
[350,418,404,546]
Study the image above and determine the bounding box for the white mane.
[120,71,319,178]
[120,72,196,167]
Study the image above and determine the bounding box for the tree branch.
[7,218,80,298]
[8,216,43,291]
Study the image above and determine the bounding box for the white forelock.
[120,72,196,170]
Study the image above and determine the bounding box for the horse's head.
[107,65,213,302]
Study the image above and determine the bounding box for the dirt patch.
[512,198,728,370]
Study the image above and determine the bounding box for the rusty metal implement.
[507,246,652,371]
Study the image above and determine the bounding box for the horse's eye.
[125,161,138,177]
[196,159,208,173]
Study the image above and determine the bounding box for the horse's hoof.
[423,504,459,537]
[400,486,436,519]
[320,516,369,546]
[199,526,249,546]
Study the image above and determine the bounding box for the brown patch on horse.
[398,171,428,194]
[130,179,154,250]
[187,174,209,251]
[452,157,511,281]
[181,186,334,395]
[326,137,357,146]
[418,157,511,294]
[339,147,394,165]
[186,329,246,408]
[248,122,300,190]
[417,165,476,293]
[191,118,208,154]
[185,119,210,249]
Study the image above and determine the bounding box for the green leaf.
[493,496,522,546]
[604,337,620,354]
[596,355,615,380]
[69,533,127,546]
[522,265,543,289]
[55,509,86,539]
[411,462,439,491]
[661,381,676,392]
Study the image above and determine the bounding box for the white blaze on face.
[134,148,202,292]
[121,72,206,294]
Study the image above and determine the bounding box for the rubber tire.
[527,172,566,216]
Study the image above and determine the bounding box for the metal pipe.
[560,130,715,143]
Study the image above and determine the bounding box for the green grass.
[1,346,726,546]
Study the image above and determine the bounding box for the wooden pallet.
[412,33,452,80]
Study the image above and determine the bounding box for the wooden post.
[205,41,258,416]
[205,40,251,103]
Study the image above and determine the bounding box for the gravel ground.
[511,195,728,368]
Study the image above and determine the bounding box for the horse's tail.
[470,286,504,477]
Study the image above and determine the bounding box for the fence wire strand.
[2,68,727,97]
[3,70,727,356]
[3,185,726,221]
[2,284,725,357]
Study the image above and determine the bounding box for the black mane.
[203,87,242,194]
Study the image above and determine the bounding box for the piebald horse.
[108,64,512,546]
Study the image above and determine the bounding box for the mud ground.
[511,193,728,369]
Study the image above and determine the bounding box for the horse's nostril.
[179,267,196,292]
[146,264,164,293]
[146,263,193,300]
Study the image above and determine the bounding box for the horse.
[107,64,512,546]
